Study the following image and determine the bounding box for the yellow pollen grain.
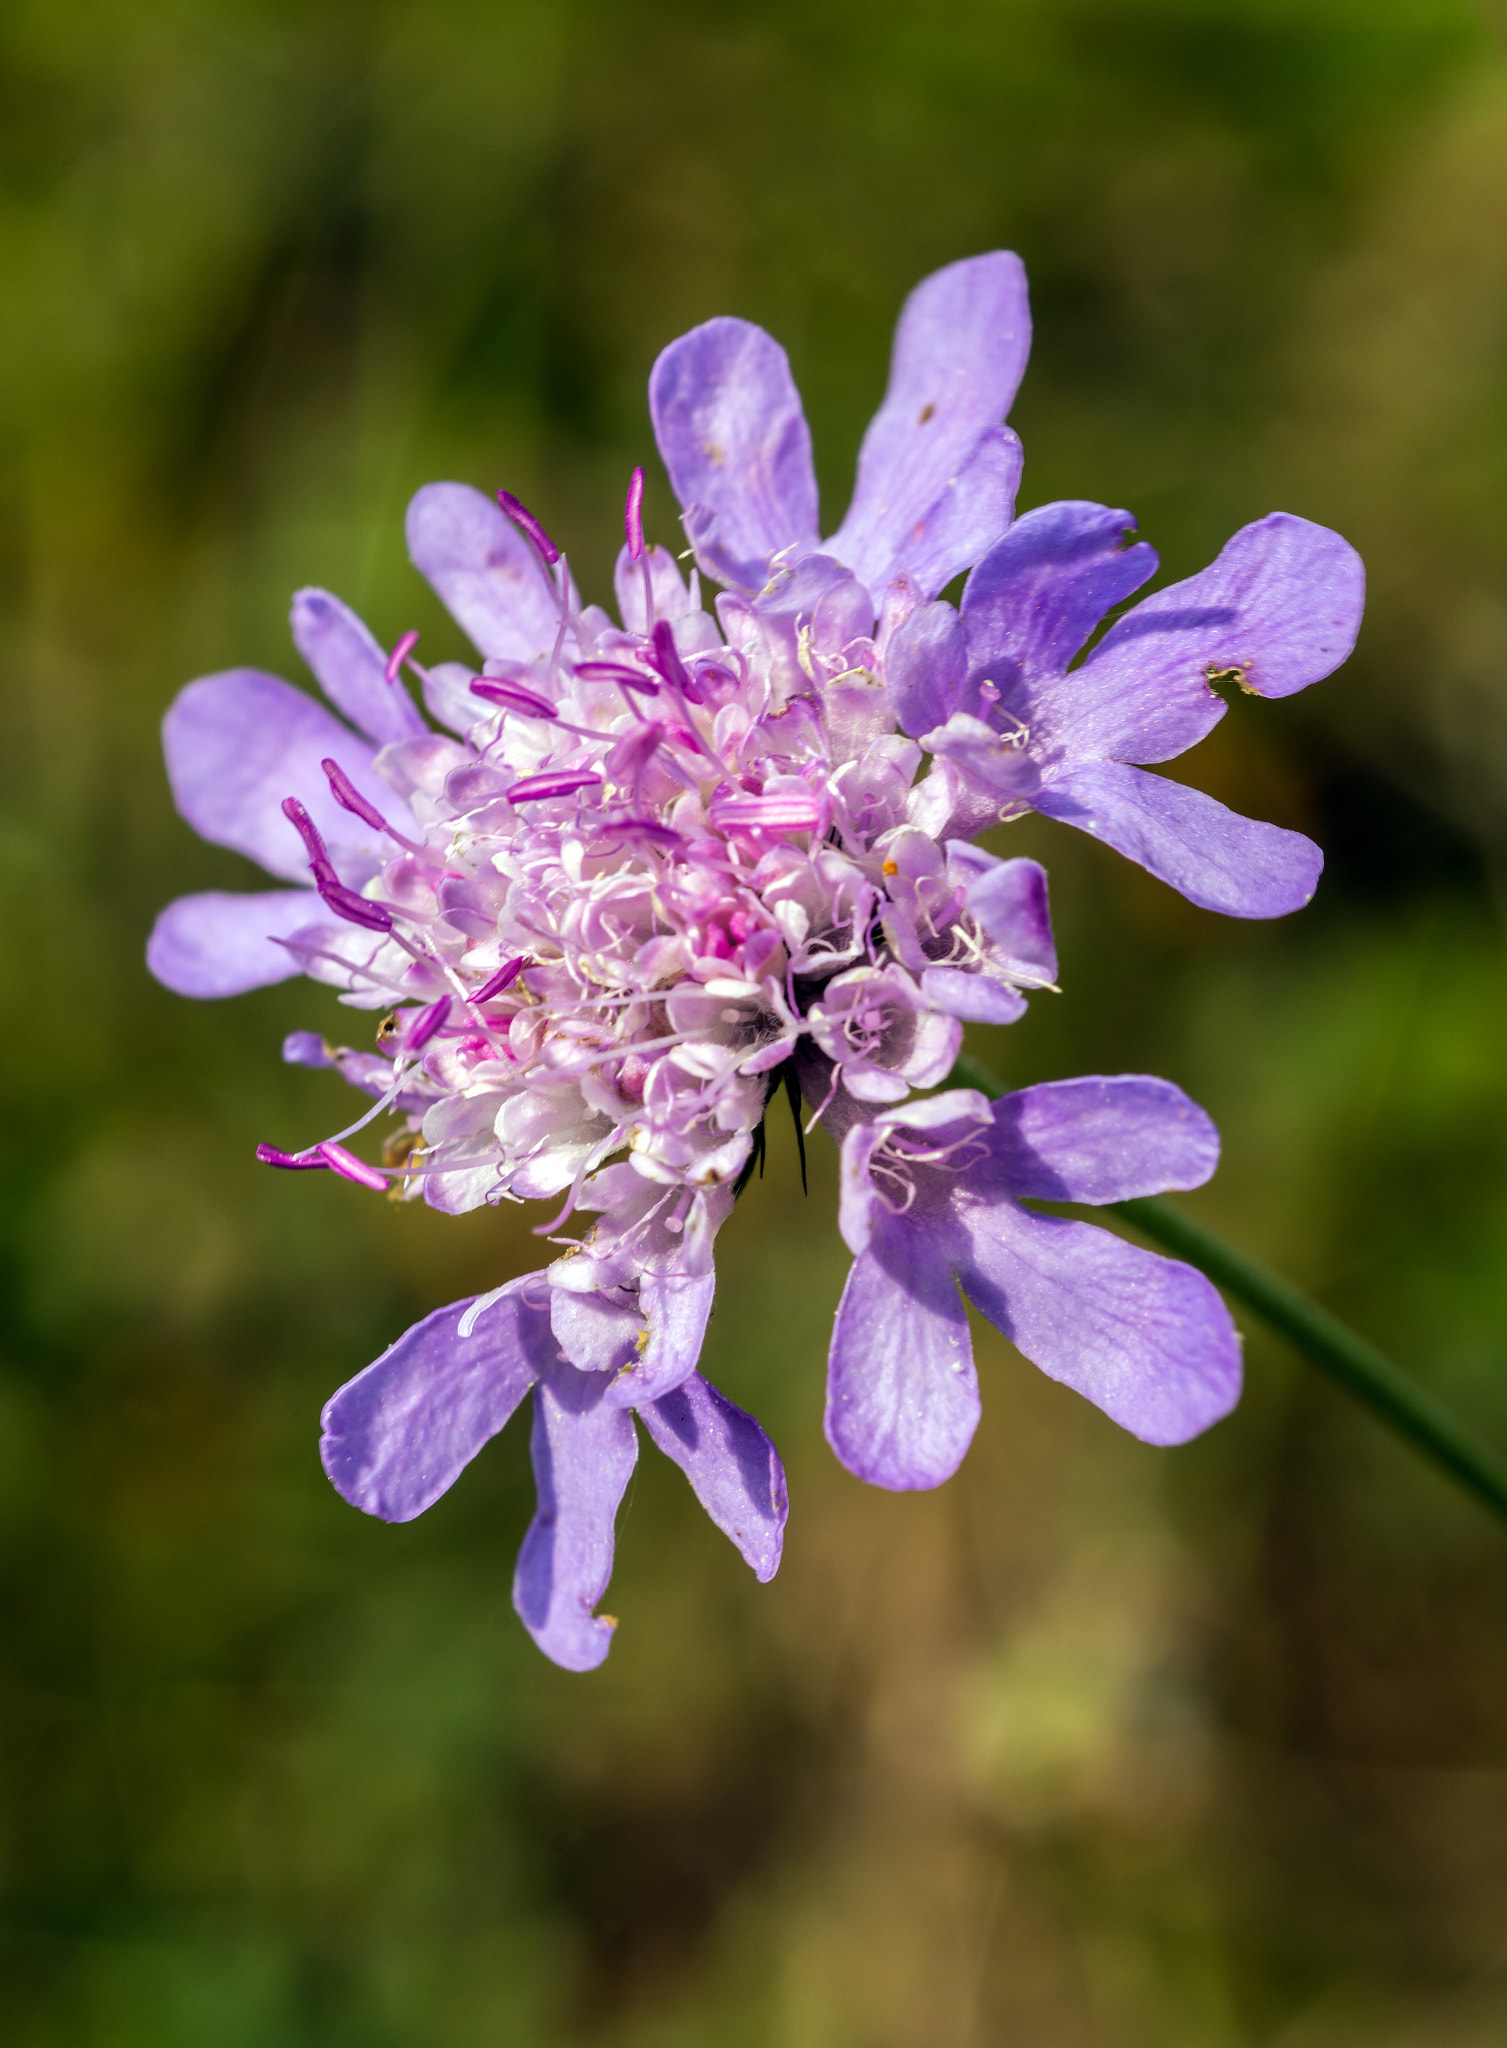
[882,859,898,876]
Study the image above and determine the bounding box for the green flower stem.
[947,1054,1507,1526]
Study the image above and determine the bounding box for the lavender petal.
[958,1203,1242,1445]
[828,253,1031,598]
[405,482,560,662]
[513,1361,639,1672]
[918,967,1028,1024]
[649,317,820,590]
[162,669,409,883]
[319,1281,554,1522]
[825,1213,980,1490]
[146,888,315,997]
[551,1287,643,1373]
[885,425,1023,600]
[1067,512,1366,763]
[604,1269,717,1407]
[290,588,427,746]
[887,600,972,740]
[960,500,1160,713]
[981,1077,1220,1204]
[952,849,1058,985]
[639,1372,788,1581]
[1033,759,1324,918]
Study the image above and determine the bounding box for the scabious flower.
[147,251,1358,1668]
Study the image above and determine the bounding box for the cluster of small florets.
[149,253,1364,1669]
[269,492,1054,1306]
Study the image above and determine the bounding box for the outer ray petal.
[959,500,1160,713]
[405,481,561,661]
[639,1373,788,1580]
[513,1361,639,1672]
[979,1077,1220,1204]
[320,1282,553,1522]
[825,1210,980,1490]
[1034,759,1324,918]
[161,669,409,882]
[1067,512,1365,763]
[649,316,820,590]
[146,888,317,997]
[290,589,427,745]
[828,253,1031,597]
[880,424,1023,600]
[958,1204,1242,1445]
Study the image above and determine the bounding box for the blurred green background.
[5,0,1507,2041]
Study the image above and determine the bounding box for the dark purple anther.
[497,487,560,565]
[649,618,702,704]
[385,630,420,685]
[282,796,394,930]
[318,877,395,933]
[625,466,646,560]
[316,1141,390,1193]
[573,660,660,696]
[320,757,388,832]
[256,1143,325,1170]
[282,796,334,876]
[597,817,686,850]
[406,995,450,1051]
[506,769,603,805]
[473,956,527,1002]
[469,677,560,719]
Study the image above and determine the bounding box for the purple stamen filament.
[281,796,395,932]
[624,466,645,560]
[572,661,660,695]
[320,757,387,832]
[497,487,560,565]
[469,677,560,720]
[384,630,420,685]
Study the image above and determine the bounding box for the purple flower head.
[144,252,1319,1670]
[890,502,1365,917]
[320,1274,786,1670]
[650,252,1030,601]
[819,1070,1241,1488]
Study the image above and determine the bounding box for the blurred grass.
[4,1,1507,2042]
